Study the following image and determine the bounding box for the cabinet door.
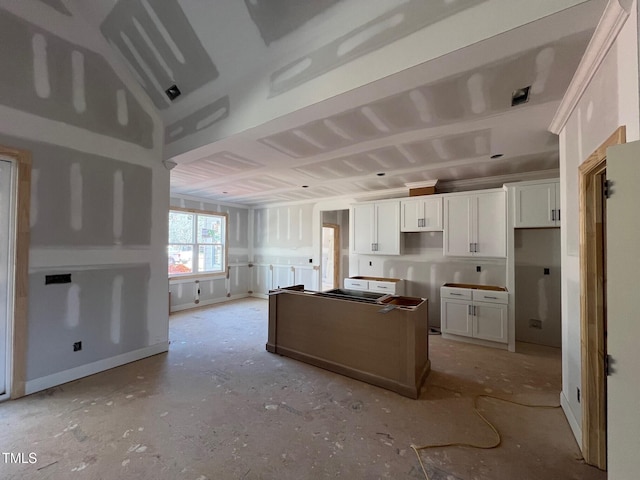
[473,301,507,343]
[441,298,473,337]
[475,191,506,257]
[401,197,443,231]
[400,199,422,232]
[513,182,558,228]
[443,195,473,256]
[375,202,401,255]
[351,204,374,254]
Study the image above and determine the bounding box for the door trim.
[578,126,625,468]
[0,145,31,399]
[322,223,340,290]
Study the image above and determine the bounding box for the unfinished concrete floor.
[0,297,606,480]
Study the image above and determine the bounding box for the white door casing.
[0,158,13,397]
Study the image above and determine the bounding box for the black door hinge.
[605,354,615,376]
[604,180,612,198]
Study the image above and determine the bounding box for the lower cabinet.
[441,286,508,345]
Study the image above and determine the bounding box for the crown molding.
[438,169,560,192]
[549,0,630,134]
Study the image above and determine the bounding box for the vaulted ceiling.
[69,0,606,205]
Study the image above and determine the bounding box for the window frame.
[168,206,228,280]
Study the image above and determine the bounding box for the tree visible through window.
[168,209,227,276]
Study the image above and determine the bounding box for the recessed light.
[222,191,228,194]
[376,172,386,176]
[302,185,309,188]
[490,154,503,159]
[165,84,182,101]
[511,86,531,106]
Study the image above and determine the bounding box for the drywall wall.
[0,3,167,394]
[557,0,640,445]
[514,228,561,347]
[169,196,250,311]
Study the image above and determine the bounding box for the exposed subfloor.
[0,297,606,480]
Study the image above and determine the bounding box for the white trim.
[251,293,269,300]
[170,293,250,313]
[24,342,169,395]
[549,0,630,134]
[561,391,583,449]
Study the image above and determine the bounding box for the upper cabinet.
[400,197,443,232]
[351,200,401,255]
[512,180,560,228]
[443,190,506,257]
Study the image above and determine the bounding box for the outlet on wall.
[73,341,82,352]
[529,319,542,329]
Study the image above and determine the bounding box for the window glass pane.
[199,244,223,272]
[169,212,194,243]
[168,245,194,275]
[198,215,223,244]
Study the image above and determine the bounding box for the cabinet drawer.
[369,281,396,294]
[472,290,508,304]
[344,278,369,290]
[441,287,472,300]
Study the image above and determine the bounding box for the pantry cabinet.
[443,190,506,257]
[400,197,443,232]
[351,200,401,255]
[513,180,560,228]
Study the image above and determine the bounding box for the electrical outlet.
[45,273,72,285]
[544,268,550,275]
[369,261,372,266]
[73,341,82,352]
[529,319,542,329]
[308,258,312,263]
[476,266,481,272]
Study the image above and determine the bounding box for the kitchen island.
[266,286,429,399]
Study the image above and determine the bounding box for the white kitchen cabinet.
[351,201,401,255]
[400,196,443,232]
[441,286,508,345]
[443,190,506,257]
[344,276,405,295]
[513,180,560,228]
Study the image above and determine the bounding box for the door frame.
[578,126,625,468]
[0,144,31,400]
[322,223,340,290]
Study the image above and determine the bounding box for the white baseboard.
[561,391,582,450]
[250,293,268,300]
[170,293,250,313]
[24,342,169,395]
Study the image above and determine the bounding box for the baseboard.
[24,342,169,395]
[561,391,582,450]
[170,293,250,313]
[251,293,268,300]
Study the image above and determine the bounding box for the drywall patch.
[0,10,154,148]
[37,0,72,16]
[244,0,340,45]
[0,133,152,247]
[164,96,230,143]
[101,0,219,109]
[269,0,486,96]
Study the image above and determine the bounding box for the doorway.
[321,224,339,291]
[0,158,13,397]
[0,144,31,400]
[578,126,625,469]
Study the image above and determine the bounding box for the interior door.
[0,159,12,396]
[606,141,640,478]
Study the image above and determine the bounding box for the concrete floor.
[0,297,606,480]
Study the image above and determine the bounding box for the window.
[168,208,227,276]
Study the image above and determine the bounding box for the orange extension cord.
[410,385,560,480]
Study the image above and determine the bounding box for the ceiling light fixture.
[511,86,531,106]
